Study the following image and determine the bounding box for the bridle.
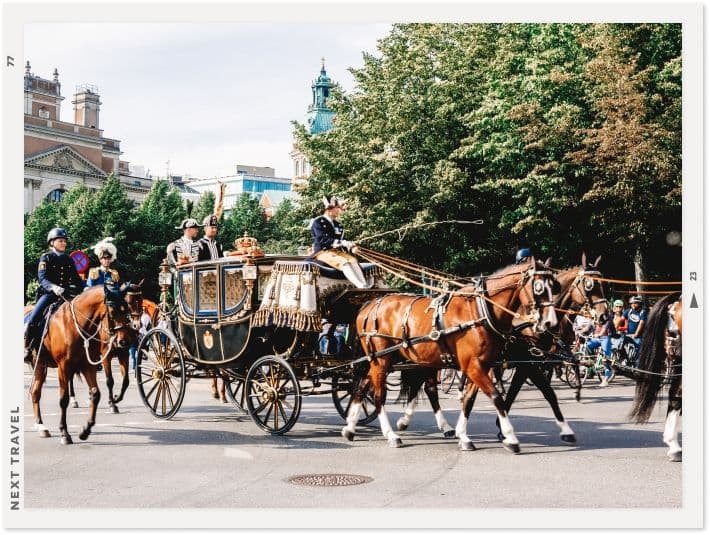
[559,268,608,323]
[125,287,144,330]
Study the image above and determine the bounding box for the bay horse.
[65,282,145,412]
[392,254,608,446]
[345,257,558,452]
[629,292,682,462]
[29,283,137,444]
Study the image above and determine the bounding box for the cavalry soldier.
[24,227,83,363]
[166,218,203,266]
[198,214,224,261]
[310,196,370,288]
[86,237,120,288]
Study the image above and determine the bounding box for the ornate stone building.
[290,59,336,188]
[23,62,152,213]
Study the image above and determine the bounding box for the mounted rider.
[24,227,84,363]
[310,196,371,288]
[166,218,203,266]
[86,237,120,288]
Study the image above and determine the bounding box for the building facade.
[188,164,295,218]
[290,60,336,188]
[23,62,151,213]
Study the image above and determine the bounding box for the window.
[223,267,247,314]
[197,269,218,314]
[46,189,66,203]
[38,107,50,119]
[179,272,194,313]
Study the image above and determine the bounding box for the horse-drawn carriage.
[136,250,393,434]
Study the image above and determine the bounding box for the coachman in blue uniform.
[24,227,83,363]
[310,196,370,288]
[86,237,120,288]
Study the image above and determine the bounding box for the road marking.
[224,448,254,460]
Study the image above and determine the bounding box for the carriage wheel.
[245,355,301,435]
[224,377,247,413]
[136,327,186,420]
[441,369,461,394]
[332,375,382,425]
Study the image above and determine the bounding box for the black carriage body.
[173,255,302,370]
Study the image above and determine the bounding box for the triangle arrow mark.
[690,293,698,308]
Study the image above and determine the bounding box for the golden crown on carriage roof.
[230,231,264,258]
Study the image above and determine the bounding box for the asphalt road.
[22,364,680,511]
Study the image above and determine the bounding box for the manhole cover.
[287,474,373,487]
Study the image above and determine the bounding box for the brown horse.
[629,292,682,461]
[29,284,137,444]
[398,254,610,445]
[65,282,145,412]
[345,257,558,452]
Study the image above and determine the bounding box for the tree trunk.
[633,242,646,299]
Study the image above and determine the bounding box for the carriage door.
[193,267,223,362]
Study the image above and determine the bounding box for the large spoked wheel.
[332,375,382,425]
[136,327,186,419]
[245,355,301,435]
[224,376,247,413]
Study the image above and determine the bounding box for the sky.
[24,23,391,180]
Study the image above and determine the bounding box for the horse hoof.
[60,436,73,445]
[388,437,403,448]
[111,405,119,414]
[459,440,475,451]
[575,393,581,402]
[79,429,90,441]
[668,451,682,462]
[503,442,521,454]
[341,428,355,442]
[211,391,219,400]
[221,397,228,404]
[560,434,577,444]
[71,400,79,409]
[496,431,505,442]
[396,421,408,432]
[443,430,456,438]
[39,430,51,438]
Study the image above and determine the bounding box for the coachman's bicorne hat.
[175,218,204,230]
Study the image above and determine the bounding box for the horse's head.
[520,257,558,333]
[123,279,144,330]
[104,283,137,349]
[567,253,609,326]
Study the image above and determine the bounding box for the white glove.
[52,285,65,296]
[340,240,354,251]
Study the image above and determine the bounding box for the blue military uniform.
[86,266,120,288]
[311,215,344,254]
[24,249,83,359]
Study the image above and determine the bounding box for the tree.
[221,193,268,250]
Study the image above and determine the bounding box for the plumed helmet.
[613,299,624,307]
[47,227,69,245]
[202,214,219,227]
[93,237,117,260]
[322,196,345,211]
[175,218,204,230]
[515,248,532,264]
[629,296,643,304]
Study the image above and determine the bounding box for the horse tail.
[397,368,427,405]
[629,292,681,424]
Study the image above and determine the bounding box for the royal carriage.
[135,234,393,434]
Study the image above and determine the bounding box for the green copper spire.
[307,58,335,135]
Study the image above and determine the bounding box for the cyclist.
[586,316,616,387]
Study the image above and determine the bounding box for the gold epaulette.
[88,267,99,279]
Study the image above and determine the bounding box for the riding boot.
[341,263,372,289]
[23,323,37,364]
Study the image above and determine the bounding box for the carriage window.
[223,267,247,314]
[179,272,194,313]
[197,269,218,314]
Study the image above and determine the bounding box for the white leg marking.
[397,398,417,429]
[34,423,48,433]
[498,413,519,445]
[555,419,575,437]
[378,407,400,442]
[455,411,471,442]
[344,401,362,433]
[663,409,682,454]
[435,409,454,433]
